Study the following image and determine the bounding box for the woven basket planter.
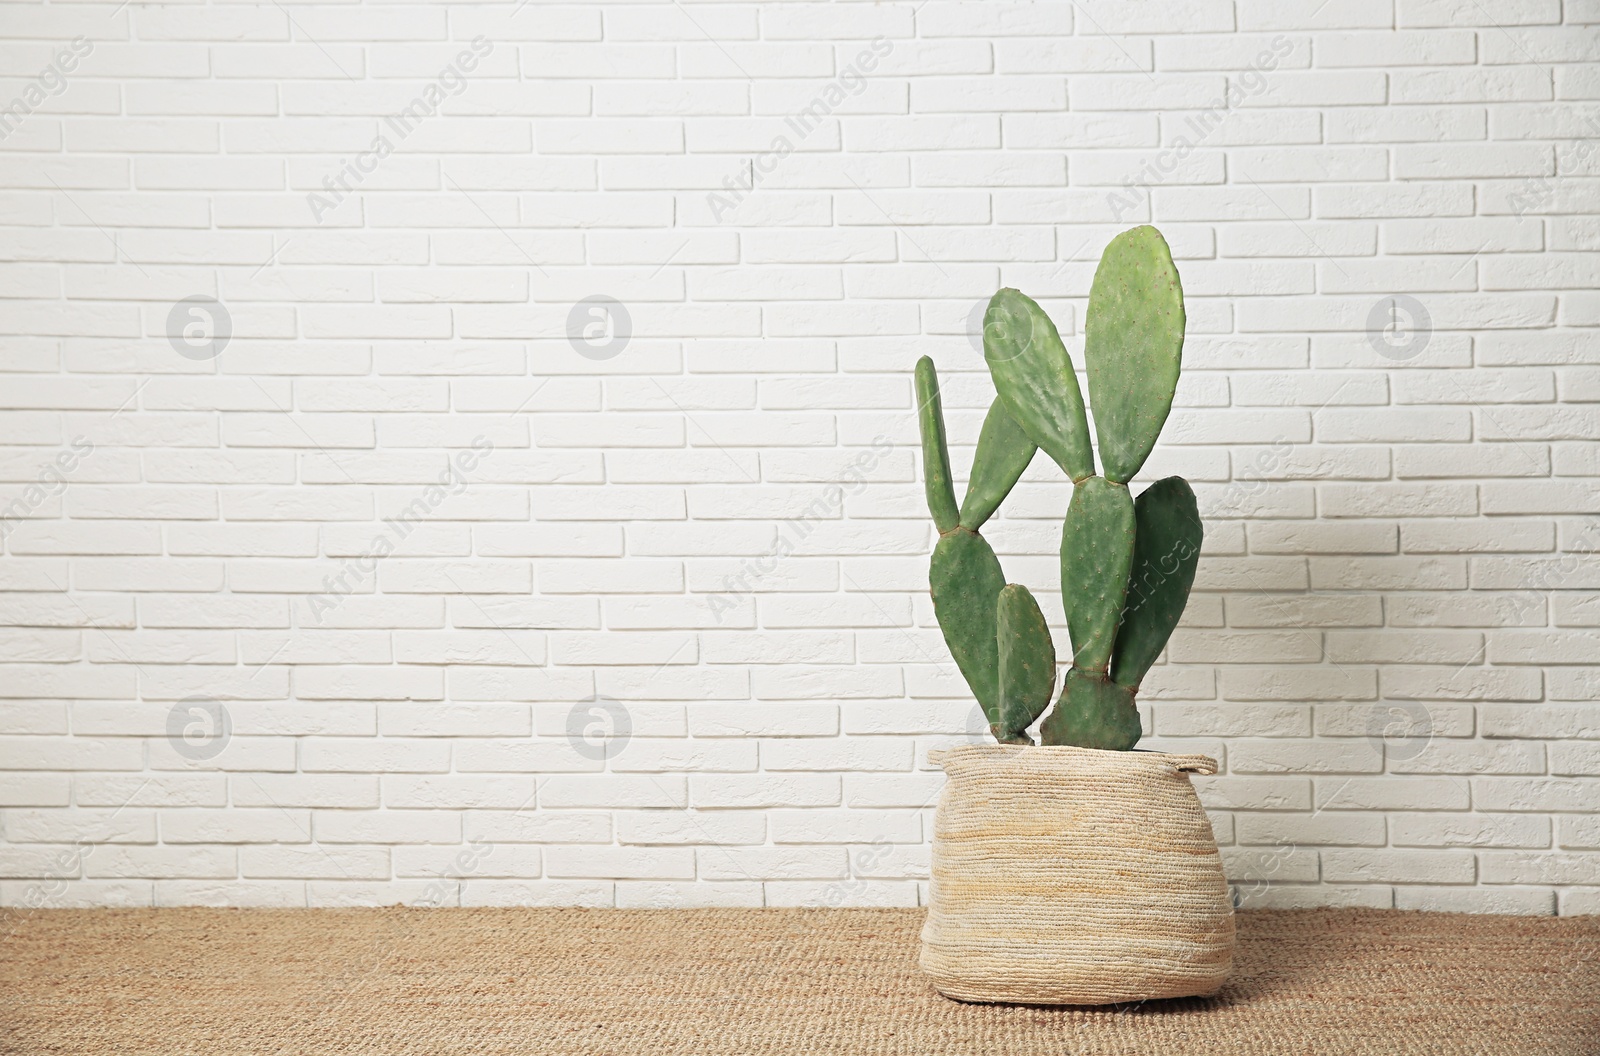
[920,743,1234,1006]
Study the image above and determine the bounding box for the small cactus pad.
[1084,226,1185,484]
[914,356,960,533]
[1111,476,1202,689]
[982,288,1095,482]
[1059,475,1135,674]
[995,583,1056,744]
[1039,668,1141,750]
[929,527,1007,727]
[959,399,1037,531]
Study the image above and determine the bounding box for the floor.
[2,906,1596,1055]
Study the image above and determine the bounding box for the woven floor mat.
[2,906,1596,1055]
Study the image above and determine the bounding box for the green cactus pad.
[1085,226,1185,484]
[1039,668,1141,750]
[959,399,1036,531]
[982,288,1095,483]
[1059,475,1135,674]
[929,527,1006,726]
[914,356,959,533]
[1111,476,1202,689]
[995,583,1056,744]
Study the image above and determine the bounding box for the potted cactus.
[916,226,1234,1006]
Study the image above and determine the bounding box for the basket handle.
[1171,754,1219,776]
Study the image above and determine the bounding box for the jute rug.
[2,907,1596,1055]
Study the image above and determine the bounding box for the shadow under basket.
[920,743,1234,1006]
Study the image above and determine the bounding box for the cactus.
[916,226,1198,751]
[982,289,1094,483]
[959,399,1036,531]
[1111,476,1202,689]
[1059,475,1135,674]
[995,584,1055,745]
[915,356,959,533]
[1084,224,1185,485]
[928,509,1007,732]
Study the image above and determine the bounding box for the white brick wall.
[1,2,1598,917]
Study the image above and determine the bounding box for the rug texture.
[1,907,1596,1055]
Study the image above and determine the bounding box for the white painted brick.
[241,846,388,880]
[1401,518,1548,553]
[1233,883,1393,910]
[1316,777,1471,811]
[538,776,686,810]
[1,6,1595,913]
[1390,740,1546,775]
[1551,742,1600,777]
[1381,665,1540,702]
[1475,778,1600,813]
[1323,848,1477,884]
[88,846,238,880]
[1480,851,1600,885]
[544,846,691,880]
[1390,812,1551,848]
[612,881,756,908]
[1229,740,1383,775]
[161,809,311,844]
[1236,813,1386,846]
[230,775,378,810]
[1223,846,1321,883]
[1560,815,1600,851]
[1325,629,1484,664]
[453,880,607,907]
[3,808,155,845]
[688,773,838,810]
[1157,704,1309,739]
[455,812,605,847]
[382,775,535,810]
[1193,777,1313,812]
[1395,886,1556,914]
[303,879,453,907]
[767,879,920,908]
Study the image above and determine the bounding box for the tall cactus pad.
[914,356,960,533]
[959,399,1036,531]
[995,583,1056,744]
[1085,226,1185,484]
[1039,668,1141,750]
[1059,475,1135,674]
[982,289,1095,482]
[1111,476,1202,689]
[929,527,1007,727]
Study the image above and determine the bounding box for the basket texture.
[919,743,1234,1006]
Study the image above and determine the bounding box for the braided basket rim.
[929,742,1219,777]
